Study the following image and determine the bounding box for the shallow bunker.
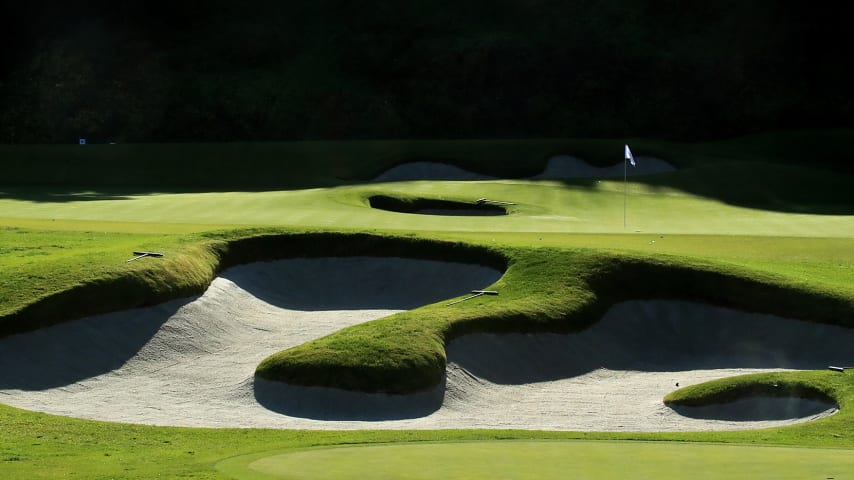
[439,300,847,430]
[2,283,848,431]
[0,256,505,428]
[368,195,508,216]
[669,396,836,422]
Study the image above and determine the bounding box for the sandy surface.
[0,258,847,431]
[373,156,675,182]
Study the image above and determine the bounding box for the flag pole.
[623,149,627,229]
[623,144,634,229]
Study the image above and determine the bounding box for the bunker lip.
[668,396,838,422]
[368,195,507,216]
[254,375,446,421]
[1,271,849,431]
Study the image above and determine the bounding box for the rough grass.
[1,131,853,477]
[3,226,852,393]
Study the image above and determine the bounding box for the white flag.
[625,144,636,166]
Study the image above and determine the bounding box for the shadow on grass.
[554,163,854,215]
[0,189,136,202]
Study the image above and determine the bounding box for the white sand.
[0,258,847,431]
[373,156,675,183]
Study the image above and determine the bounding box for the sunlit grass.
[1,132,853,478]
[1,179,852,237]
[218,440,854,480]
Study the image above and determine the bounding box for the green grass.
[2,177,853,236]
[664,371,844,408]
[3,398,854,480]
[217,440,854,480]
[1,131,854,478]
[254,241,854,392]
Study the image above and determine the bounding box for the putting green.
[1,180,852,237]
[216,440,854,480]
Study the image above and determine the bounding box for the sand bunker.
[0,259,847,431]
[373,156,675,182]
[368,195,507,217]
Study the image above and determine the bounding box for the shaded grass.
[0,139,608,191]
[1,131,853,477]
[4,177,854,237]
[3,130,853,215]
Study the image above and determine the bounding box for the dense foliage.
[2,1,852,143]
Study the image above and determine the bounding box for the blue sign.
[79,138,86,145]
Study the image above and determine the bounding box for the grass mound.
[0,230,508,338]
[255,246,854,394]
[664,371,839,408]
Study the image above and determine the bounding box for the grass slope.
[0,131,853,477]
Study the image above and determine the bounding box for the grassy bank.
[254,240,854,393]
[664,370,842,408]
[3,227,852,393]
[1,131,853,477]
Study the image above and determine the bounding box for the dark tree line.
[1,1,852,143]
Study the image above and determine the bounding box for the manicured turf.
[1,176,852,236]
[216,440,854,480]
[1,131,853,478]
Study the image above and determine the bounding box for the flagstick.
[623,155,627,229]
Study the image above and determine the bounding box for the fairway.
[2,179,853,237]
[4,4,854,477]
[216,440,854,480]
[1,134,853,479]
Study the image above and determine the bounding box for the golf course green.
[216,440,854,480]
[1,130,853,478]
